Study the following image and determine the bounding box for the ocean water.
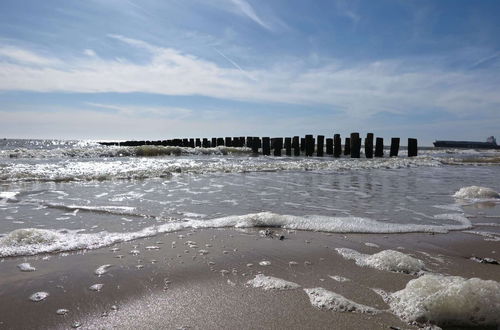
[1,138,499,257]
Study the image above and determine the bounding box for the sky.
[0,0,499,145]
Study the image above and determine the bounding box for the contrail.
[213,47,257,81]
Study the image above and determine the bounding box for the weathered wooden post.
[273,138,283,156]
[365,133,374,158]
[225,137,232,147]
[262,137,271,155]
[305,135,314,156]
[344,137,351,155]
[217,138,224,146]
[301,138,306,152]
[326,138,333,155]
[334,134,342,157]
[211,138,216,147]
[408,138,418,157]
[293,136,300,156]
[317,135,324,157]
[390,138,400,157]
[375,137,384,157]
[284,137,292,156]
[350,133,361,158]
[254,137,262,154]
[195,138,201,148]
[189,138,195,148]
[202,138,209,148]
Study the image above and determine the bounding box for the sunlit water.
[1,139,499,257]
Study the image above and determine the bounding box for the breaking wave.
[0,211,471,257]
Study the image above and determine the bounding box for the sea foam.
[453,186,500,200]
[0,212,472,257]
[304,287,379,314]
[388,274,500,327]
[247,274,300,291]
[335,248,426,275]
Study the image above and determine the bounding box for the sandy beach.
[1,221,498,330]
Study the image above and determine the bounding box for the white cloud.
[0,45,60,66]
[84,49,97,57]
[0,37,499,122]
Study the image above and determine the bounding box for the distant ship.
[433,136,499,149]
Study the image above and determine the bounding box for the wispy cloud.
[0,45,60,66]
[86,102,193,119]
[0,37,499,122]
[229,0,272,31]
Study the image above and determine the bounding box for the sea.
[1,138,499,258]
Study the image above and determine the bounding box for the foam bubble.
[304,287,379,314]
[30,291,49,302]
[17,262,36,272]
[247,274,300,291]
[388,274,500,327]
[453,186,500,200]
[89,284,103,292]
[94,264,112,276]
[328,275,350,282]
[335,248,426,275]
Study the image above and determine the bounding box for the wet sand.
[1,222,499,330]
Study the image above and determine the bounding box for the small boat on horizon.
[433,136,499,149]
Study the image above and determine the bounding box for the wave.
[0,211,471,257]
[0,156,441,182]
[1,145,252,160]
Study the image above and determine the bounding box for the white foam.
[0,191,19,201]
[247,274,300,291]
[89,283,103,291]
[335,248,426,275]
[94,264,112,276]
[453,186,500,200]
[30,291,49,302]
[17,262,36,272]
[328,275,350,282]
[0,211,473,257]
[259,260,271,266]
[0,155,441,182]
[304,287,379,314]
[388,274,500,327]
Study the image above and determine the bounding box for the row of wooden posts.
[100,133,418,158]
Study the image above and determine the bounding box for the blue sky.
[0,0,499,145]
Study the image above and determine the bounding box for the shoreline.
[1,227,499,329]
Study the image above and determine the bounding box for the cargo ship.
[433,136,499,149]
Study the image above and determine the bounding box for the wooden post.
[390,138,400,157]
[317,135,324,157]
[211,138,216,147]
[300,138,306,152]
[225,137,232,147]
[408,138,418,157]
[262,137,271,155]
[217,138,224,146]
[334,134,342,157]
[350,133,360,158]
[293,136,300,156]
[326,138,333,155]
[344,137,351,155]
[284,137,292,156]
[273,138,283,156]
[375,137,384,157]
[305,135,314,156]
[195,138,201,148]
[189,138,195,148]
[365,133,374,158]
[202,138,209,148]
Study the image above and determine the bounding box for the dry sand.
[0,225,499,330]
